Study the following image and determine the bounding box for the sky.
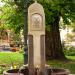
[0,1,5,7]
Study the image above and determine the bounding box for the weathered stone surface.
[28,1,45,75]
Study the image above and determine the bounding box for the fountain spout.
[35,65,40,75]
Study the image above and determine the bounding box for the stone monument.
[28,1,46,75]
[3,1,70,75]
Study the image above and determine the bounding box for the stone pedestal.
[28,1,45,75]
[3,1,70,75]
[3,68,70,75]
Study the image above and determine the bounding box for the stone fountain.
[3,1,69,75]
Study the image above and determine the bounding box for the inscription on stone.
[31,14,42,30]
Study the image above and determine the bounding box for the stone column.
[28,1,45,75]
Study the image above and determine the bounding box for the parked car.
[0,45,10,52]
[2,45,10,51]
[10,44,19,52]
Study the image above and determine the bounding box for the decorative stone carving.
[28,1,45,75]
[31,14,42,30]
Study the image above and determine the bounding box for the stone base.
[3,67,70,75]
[47,68,69,75]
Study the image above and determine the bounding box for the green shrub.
[64,46,75,56]
[19,49,24,54]
[0,66,6,74]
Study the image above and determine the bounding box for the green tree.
[0,25,8,40]
[0,0,24,33]
[1,0,75,60]
[40,0,75,60]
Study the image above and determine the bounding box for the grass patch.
[47,56,75,74]
[66,56,75,60]
[47,60,75,74]
[0,52,24,74]
[0,52,75,74]
[0,52,24,67]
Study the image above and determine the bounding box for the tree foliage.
[0,25,8,40]
[1,0,75,32]
[0,0,25,33]
[38,0,75,25]
[1,0,75,59]
[37,0,75,59]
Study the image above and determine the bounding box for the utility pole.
[23,0,29,64]
[23,0,34,64]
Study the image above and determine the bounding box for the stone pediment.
[28,2,44,14]
[28,2,45,33]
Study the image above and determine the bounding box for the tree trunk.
[46,16,66,60]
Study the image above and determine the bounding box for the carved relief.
[31,14,43,30]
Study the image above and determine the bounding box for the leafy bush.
[19,49,24,54]
[64,46,75,56]
[0,66,6,74]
